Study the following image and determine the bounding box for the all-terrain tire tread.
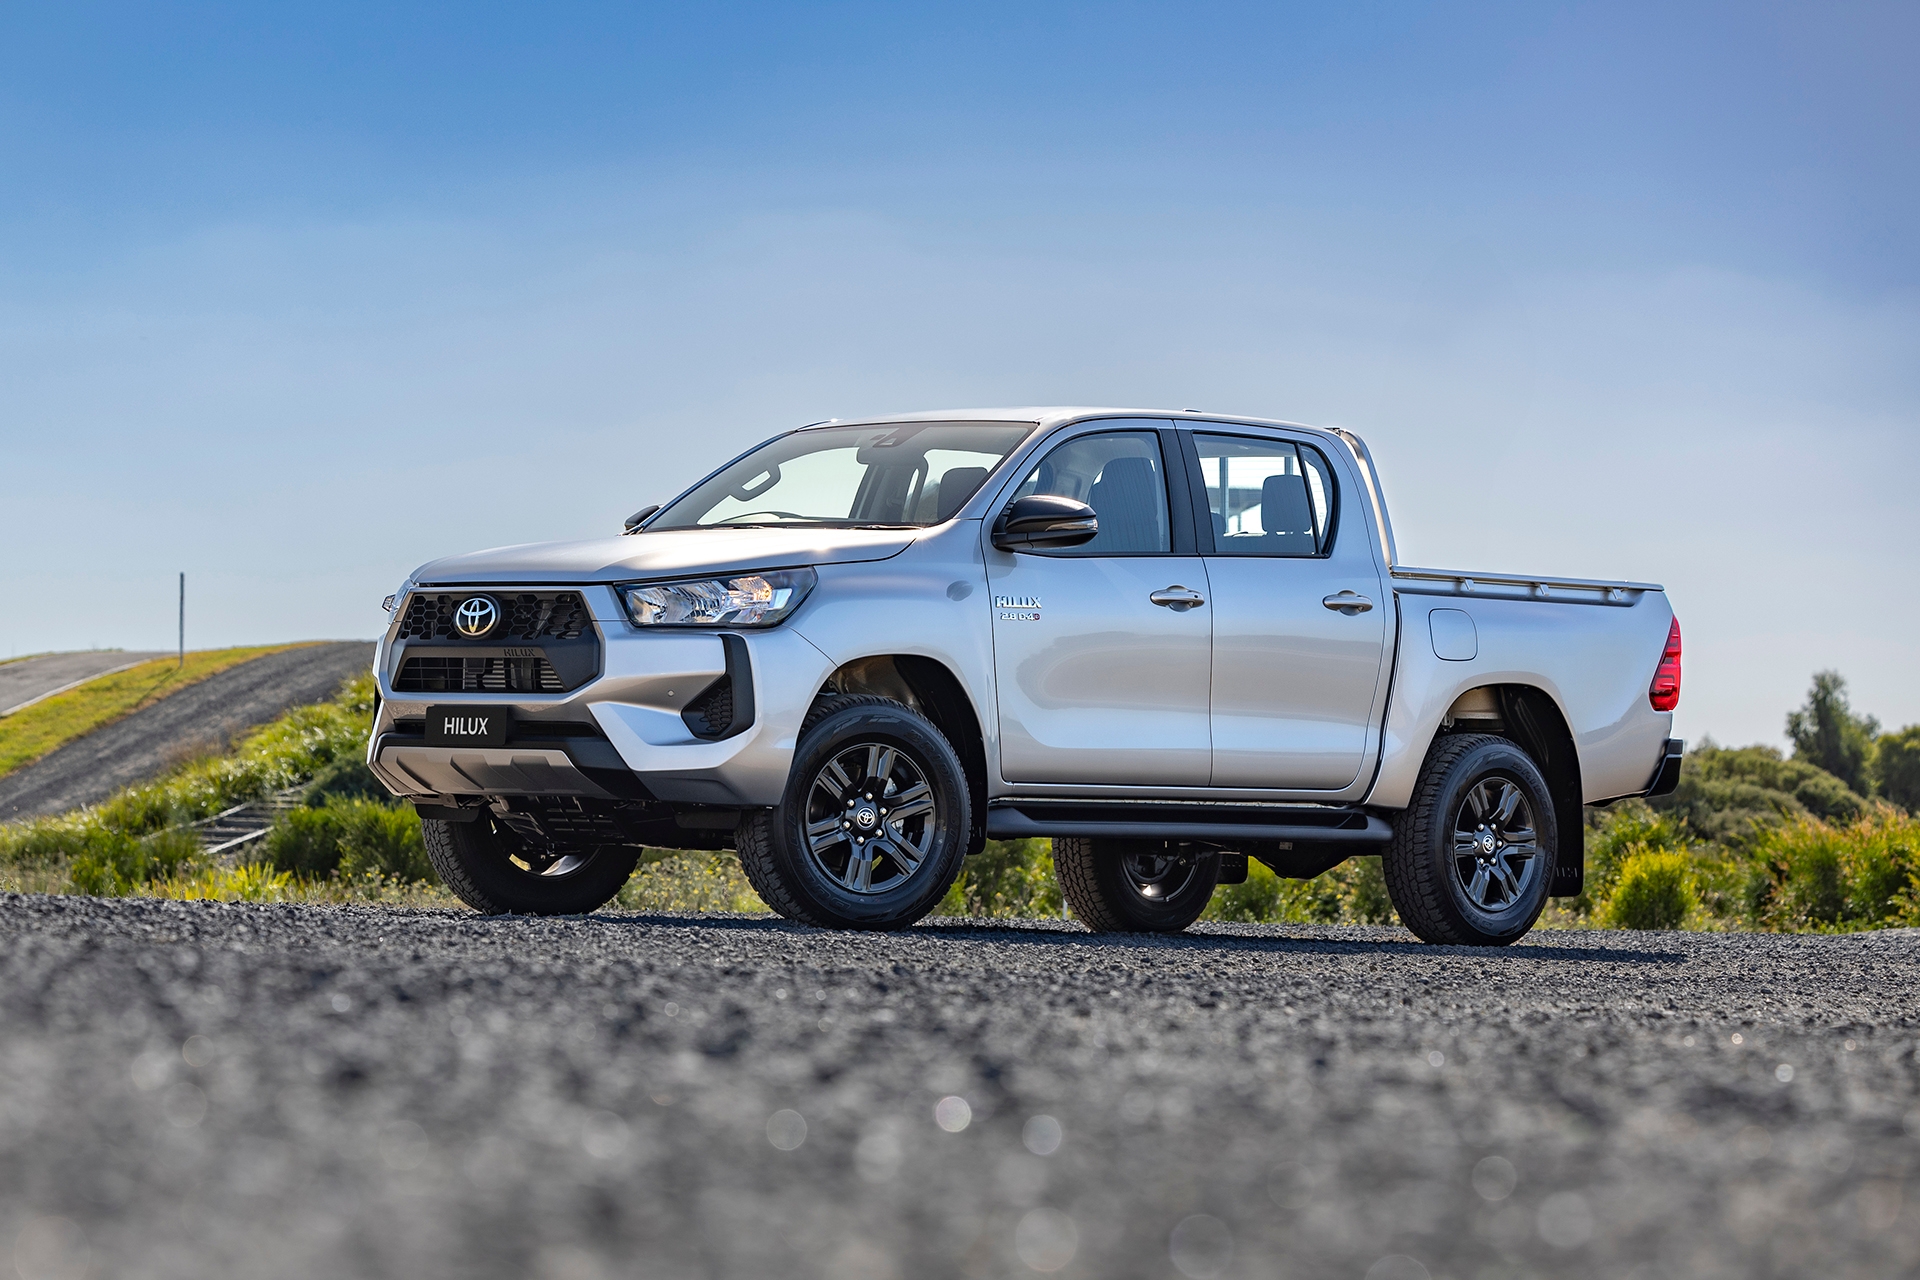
[1053,836,1129,931]
[422,818,510,915]
[1383,732,1524,945]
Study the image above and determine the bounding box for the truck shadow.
[597,912,1688,965]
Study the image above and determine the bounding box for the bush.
[1601,851,1695,929]
[937,839,1063,918]
[1751,808,1920,930]
[1207,858,1285,923]
[262,799,430,882]
[1579,803,1691,914]
[68,829,202,896]
[1202,855,1399,926]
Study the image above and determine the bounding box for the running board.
[985,801,1392,846]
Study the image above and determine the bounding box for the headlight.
[618,567,816,628]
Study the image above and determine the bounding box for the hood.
[410,525,922,586]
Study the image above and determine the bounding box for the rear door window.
[1191,433,1334,555]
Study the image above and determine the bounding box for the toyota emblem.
[453,595,501,639]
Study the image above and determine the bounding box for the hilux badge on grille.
[453,595,501,639]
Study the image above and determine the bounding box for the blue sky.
[2,2,1915,748]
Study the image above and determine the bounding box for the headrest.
[934,467,990,521]
[1261,473,1314,536]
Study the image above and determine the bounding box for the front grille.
[398,591,591,641]
[394,655,566,694]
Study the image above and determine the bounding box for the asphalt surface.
[0,642,373,820]
[0,897,1915,1280]
[0,652,168,716]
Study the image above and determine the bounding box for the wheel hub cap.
[803,741,939,896]
[1450,776,1542,914]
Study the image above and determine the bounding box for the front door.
[1189,430,1389,791]
[986,425,1213,786]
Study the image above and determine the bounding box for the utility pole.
[178,573,185,669]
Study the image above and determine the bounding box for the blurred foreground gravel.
[1,895,1917,1280]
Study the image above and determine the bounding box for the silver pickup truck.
[368,408,1683,946]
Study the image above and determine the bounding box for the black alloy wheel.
[1381,733,1559,945]
[421,813,640,915]
[736,695,970,930]
[1054,838,1221,933]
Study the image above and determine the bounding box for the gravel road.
[0,642,373,820]
[1,896,1915,1280]
[0,652,168,716]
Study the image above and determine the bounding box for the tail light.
[1649,617,1682,711]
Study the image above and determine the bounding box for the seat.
[1087,456,1163,553]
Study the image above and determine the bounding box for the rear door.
[986,422,1214,786]
[1186,429,1389,790]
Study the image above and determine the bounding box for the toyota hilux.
[368,408,1684,945]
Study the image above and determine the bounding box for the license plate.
[424,705,511,747]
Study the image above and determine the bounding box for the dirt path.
[0,641,373,820]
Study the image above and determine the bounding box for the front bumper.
[369,585,833,808]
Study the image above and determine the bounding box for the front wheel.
[1055,838,1220,932]
[1381,734,1558,945]
[421,814,640,915]
[736,695,971,930]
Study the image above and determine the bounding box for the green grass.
[8,664,1919,935]
[0,645,306,779]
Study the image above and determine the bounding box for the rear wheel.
[1381,734,1557,945]
[421,814,640,915]
[1055,838,1220,932]
[736,695,971,930]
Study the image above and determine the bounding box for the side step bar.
[986,801,1392,846]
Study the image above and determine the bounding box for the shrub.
[937,839,1063,918]
[1751,808,1920,930]
[1601,851,1695,929]
[1207,858,1285,923]
[1579,803,1691,914]
[150,863,298,903]
[263,799,430,882]
[615,850,767,913]
[68,829,202,896]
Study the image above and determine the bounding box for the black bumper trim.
[1645,738,1685,797]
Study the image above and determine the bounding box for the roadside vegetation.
[0,645,304,778]
[4,664,1917,934]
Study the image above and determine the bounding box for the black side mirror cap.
[623,505,661,534]
[992,495,1099,551]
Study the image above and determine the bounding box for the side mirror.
[992,495,1098,551]
[623,505,661,535]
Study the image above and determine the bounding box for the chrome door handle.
[1150,586,1206,611]
[1322,591,1374,615]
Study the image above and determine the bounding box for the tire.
[736,695,971,930]
[422,814,640,915]
[1055,837,1220,933]
[1381,733,1558,946]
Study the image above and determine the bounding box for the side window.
[1009,431,1170,554]
[1193,433,1334,556]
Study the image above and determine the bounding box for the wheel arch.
[812,654,989,857]
[1434,682,1584,896]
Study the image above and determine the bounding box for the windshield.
[650,422,1033,529]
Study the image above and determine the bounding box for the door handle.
[1322,591,1374,615]
[1150,586,1206,611]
